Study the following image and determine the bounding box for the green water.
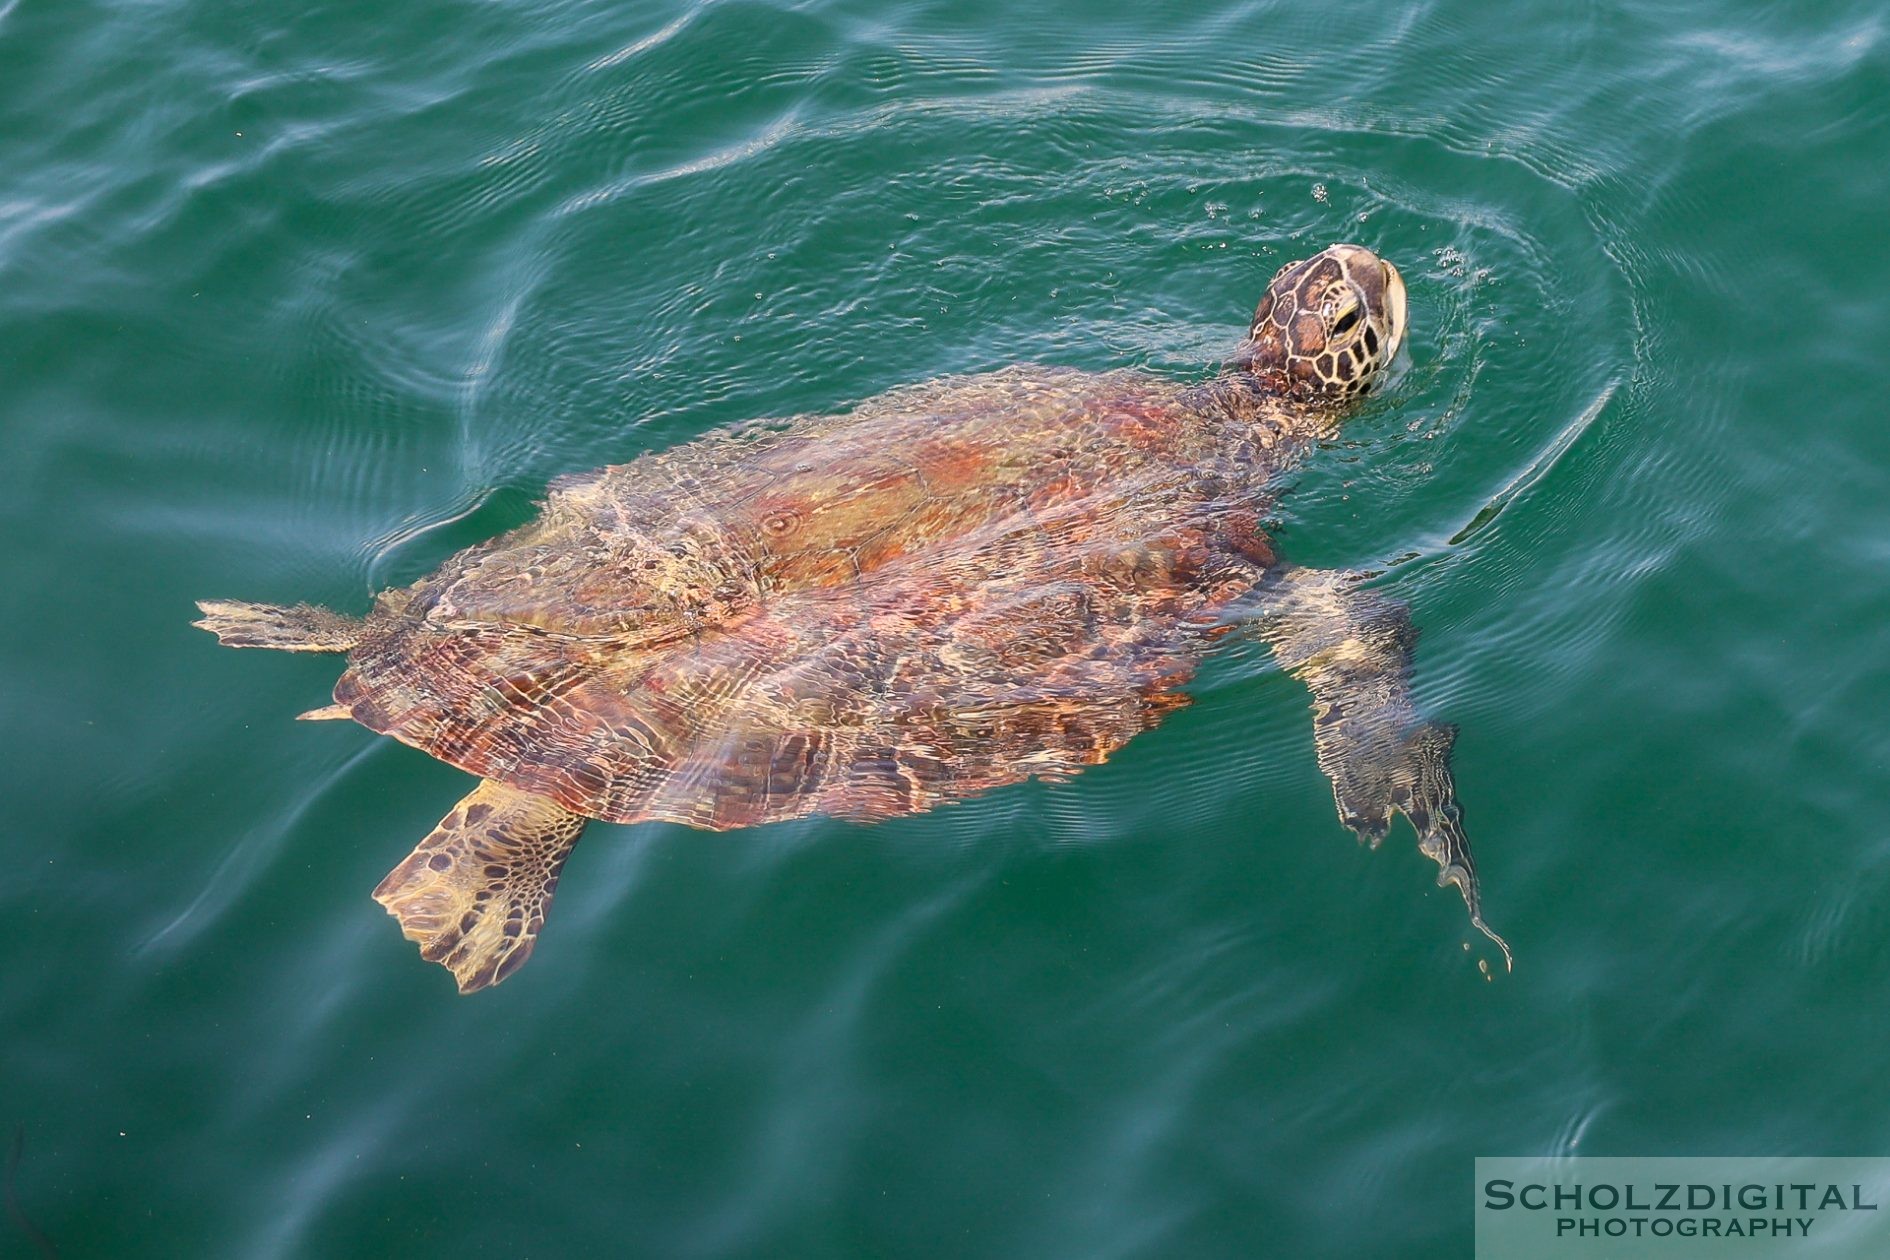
[5,0,1889,1254]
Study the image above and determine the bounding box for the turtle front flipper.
[372,781,588,993]
[1259,567,1511,970]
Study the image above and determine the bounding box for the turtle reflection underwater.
[198,243,1509,993]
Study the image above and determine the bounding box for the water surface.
[4,0,1889,1254]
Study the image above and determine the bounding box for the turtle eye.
[1330,304,1362,338]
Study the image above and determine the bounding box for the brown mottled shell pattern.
[333,366,1305,829]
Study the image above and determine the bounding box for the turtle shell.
[333,366,1292,828]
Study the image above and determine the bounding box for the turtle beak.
[1380,259,1408,361]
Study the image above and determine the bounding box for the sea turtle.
[197,242,1509,993]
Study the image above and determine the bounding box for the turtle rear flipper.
[372,781,589,993]
[1260,567,1511,969]
[193,600,360,652]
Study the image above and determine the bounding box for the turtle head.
[1230,243,1407,402]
